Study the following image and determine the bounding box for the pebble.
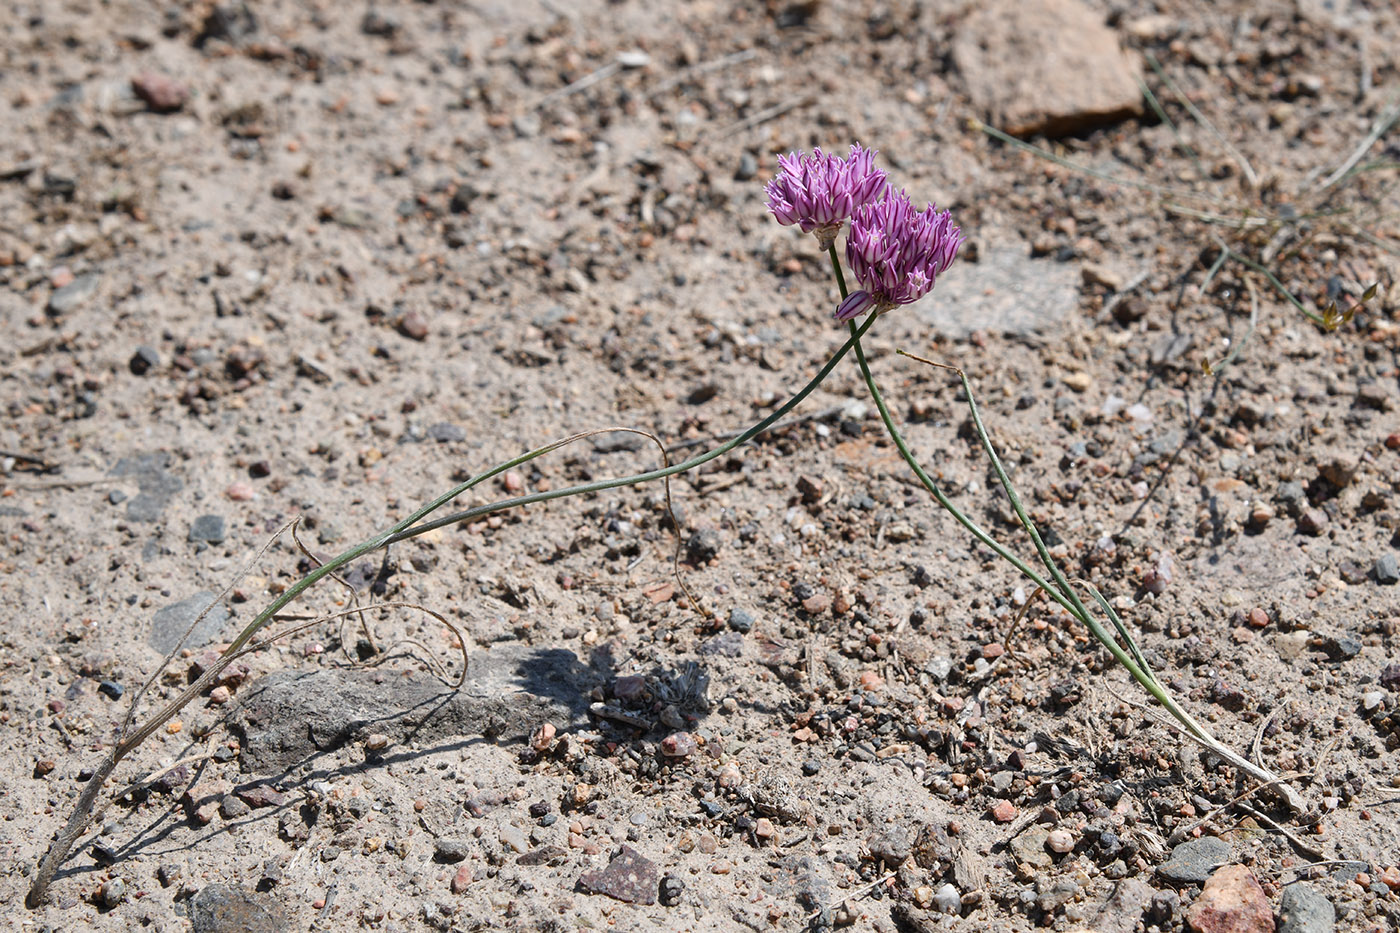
[989,800,1018,822]
[1010,827,1053,870]
[727,607,755,633]
[225,481,255,501]
[660,732,696,757]
[933,882,960,915]
[434,838,470,863]
[1185,864,1272,933]
[686,528,722,563]
[1046,828,1075,853]
[658,874,684,907]
[499,824,527,854]
[98,877,127,908]
[1158,836,1231,884]
[48,273,100,315]
[1062,371,1092,392]
[398,309,429,340]
[734,151,758,181]
[98,680,124,700]
[1277,882,1334,933]
[220,795,251,819]
[578,844,658,905]
[189,515,228,544]
[132,72,189,112]
[450,864,473,894]
[129,346,161,375]
[1375,554,1399,585]
[1296,508,1329,536]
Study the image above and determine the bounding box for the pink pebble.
[225,481,256,501]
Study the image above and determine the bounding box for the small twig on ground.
[808,871,896,921]
[1098,266,1152,323]
[647,49,757,99]
[714,95,814,139]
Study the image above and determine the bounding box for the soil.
[2,1,1399,931]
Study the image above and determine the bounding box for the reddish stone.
[451,864,473,893]
[132,72,189,113]
[989,800,1018,822]
[1185,864,1274,933]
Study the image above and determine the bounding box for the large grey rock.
[1157,836,1232,884]
[1087,878,1153,933]
[149,591,230,654]
[1278,882,1335,933]
[229,645,597,772]
[190,884,286,933]
[110,452,183,523]
[952,0,1143,136]
[915,246,1078,339]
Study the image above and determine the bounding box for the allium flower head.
[765,143,889,249]
[834,189,963,322]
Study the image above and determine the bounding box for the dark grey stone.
[434,838,471,863]
[110,452,183,523]
[727,608,754,633]
[189,514,227,543]
[426,422,465,443]
[914,245,1078,339]
[149,591,230,654]
[229,645,597,772]
[1278,882,1335,933]
[700,631,744,658]
[190,884,286,933]
[1156,836,1231,884]
[129,346,161,375]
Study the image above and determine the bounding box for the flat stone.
[189,514,227,543]
[915,245,1078,339]
[1184,864,1272,933]
[190,884,287,933]
[952,0,1142,136]
[426,422,465,443]
[229,645,596,772]
[149,591,230,654]
[47,273,100,315]
[1158,836,1232,885]
[1009,826,1054,870]
[1087,878,1153,933]
[110,452,184,522]
[1375,553,1399,585]
[578,844,658,905]
[1278,882,1334,933]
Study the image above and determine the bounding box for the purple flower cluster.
[764,144,888,249]
[834,191,963,322]
[764,143,962,323]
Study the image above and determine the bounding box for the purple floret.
[834,189,963,322]
[764,143,889,248]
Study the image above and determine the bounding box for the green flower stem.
[828,247,1288,796]
[27,309,883,908]
[383,311,881,545]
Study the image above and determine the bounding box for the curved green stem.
[383,312,880,545]
[828,246,1289,799]
[27,308,882,908]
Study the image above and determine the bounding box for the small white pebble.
[1046,829,1075,853]
[933,883,960,914]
